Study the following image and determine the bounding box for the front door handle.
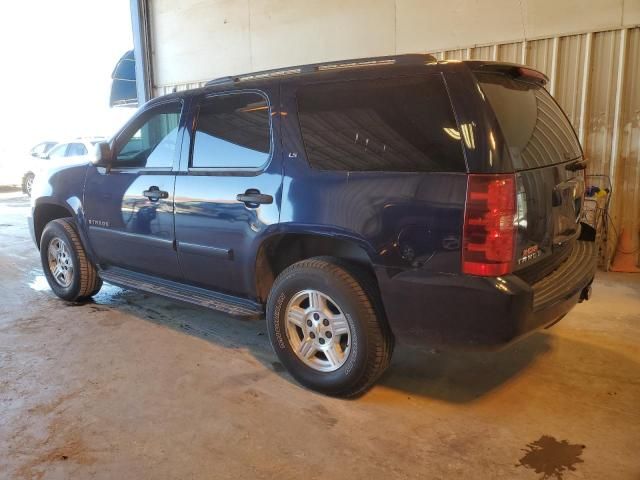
[236,189,273,208]
[143,186,169,201]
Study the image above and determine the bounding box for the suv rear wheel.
[266,257,393,397]
[40,218,102,301]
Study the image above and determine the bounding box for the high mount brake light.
[516,67,548,85]
[462,174,517,276]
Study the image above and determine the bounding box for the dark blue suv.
[30,54,597,397]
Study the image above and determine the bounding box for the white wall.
[148,0,639,88]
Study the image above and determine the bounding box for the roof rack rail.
[205,53,438,87]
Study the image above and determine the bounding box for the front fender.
[29,164,94,261]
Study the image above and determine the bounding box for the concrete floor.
[1,189,639,480]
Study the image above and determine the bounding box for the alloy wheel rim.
[47,237,74,288]
[26,176,33,195]
[284,289,352,372]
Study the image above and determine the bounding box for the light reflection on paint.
[459,122,476,150]
[443,127,461,140]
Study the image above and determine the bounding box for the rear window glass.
[296,76,466,172]
[477,73,582,170]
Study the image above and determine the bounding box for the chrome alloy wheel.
[285,290,352,372]
[47,237,74,288]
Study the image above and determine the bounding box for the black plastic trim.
[89,226,174,250]
[99,266,263,318]
[531,240,597,311]
[177,241,233,259]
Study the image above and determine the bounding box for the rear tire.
[40,218,102,301]
[266,256,393,398]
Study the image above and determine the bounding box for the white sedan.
[22,138,104,196]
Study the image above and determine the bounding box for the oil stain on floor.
[517,435,585,479]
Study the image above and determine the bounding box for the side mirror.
[93,142,113,170]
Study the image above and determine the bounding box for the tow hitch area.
[579,285,592,303]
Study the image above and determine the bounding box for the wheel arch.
[33,201,76,249]
[254,230,379,303]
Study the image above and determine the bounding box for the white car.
[22,138,104,196]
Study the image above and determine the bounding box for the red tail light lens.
[462,174,516,276]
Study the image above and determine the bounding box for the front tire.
[40,218,102,301]
[266,257,393,397]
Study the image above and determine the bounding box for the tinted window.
[191,92,271,169]
[296,76,465,172]
[48,144,68,159]
[477,73,582,170]
[67,143,88,156]
[115,102,182,169]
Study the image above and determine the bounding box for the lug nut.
[307,319,313,327]
[319,338,325,345]
[309,332,316,339]
[323,319,329,326]
[313,313,320,320]
[325,331,332,338]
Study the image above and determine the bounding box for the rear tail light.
[462,174,516,276]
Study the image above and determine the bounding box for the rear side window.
[191,92,271,169]
[296,76,466,172]
[477,73,582,170]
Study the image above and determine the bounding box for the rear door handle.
[236,189,273,207]
[143,186,169,201]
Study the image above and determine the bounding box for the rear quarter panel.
[278,78,467,274]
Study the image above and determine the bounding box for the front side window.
[115,102,182,169]
[48,144,68,159]
[66,143,88,156]
[296,76,466,172]
[191,92,271,169]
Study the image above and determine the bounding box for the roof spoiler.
[470,61,549,86]
[205,53,438,87]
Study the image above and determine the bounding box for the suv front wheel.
[40,218,102,301]
[266,257,393,397]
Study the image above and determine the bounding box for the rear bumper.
[376,240,598,349]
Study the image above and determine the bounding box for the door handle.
[236,189,273,208]
[143,186,169,201]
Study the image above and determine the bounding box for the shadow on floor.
[31,271,553,403]
[379,333,551,402]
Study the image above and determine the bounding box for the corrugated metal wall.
[158,26,640,267]
[433,27,640,267]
